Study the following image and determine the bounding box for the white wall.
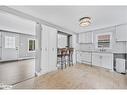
[0,10,35,35]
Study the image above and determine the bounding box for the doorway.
[0,31,36,85]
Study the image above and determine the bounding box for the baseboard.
[36,67,58,77]
[35,72,41,77]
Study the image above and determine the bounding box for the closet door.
[41,25,49,74]
[48,27,57,72]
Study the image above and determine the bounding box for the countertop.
[76,50,113,54]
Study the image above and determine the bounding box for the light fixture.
[79,17,91,27]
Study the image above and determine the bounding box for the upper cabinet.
[116,24,127,41]
[78,32,93,43]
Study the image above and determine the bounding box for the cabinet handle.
[100,56,102,59]
[45,48,47,51]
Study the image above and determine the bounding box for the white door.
[2,32,19,60]
[48,27,57,72]
[41,25,49,74]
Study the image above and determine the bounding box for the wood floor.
[0,59,35,85]
[13,64,127,89]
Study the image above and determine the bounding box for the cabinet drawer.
[80,52,91,62]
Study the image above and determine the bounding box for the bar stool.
[57,48,67,69]
[65,48,70,66]
[57,48,62,69]
[69,48,74,66]
[61,48,67,69]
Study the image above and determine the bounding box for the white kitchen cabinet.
[78,32,93,43]
[92,53,101,67]
[76,51,81,63]
[80,52,91,65]
[41,25,57,74]
[92,53,113,70]
[78,33,83,43]
[101,53,113,69]
[113,42,126,53]
[76,51,92,65]
[116,24,127,41]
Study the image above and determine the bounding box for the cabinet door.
[116,24,127,41]
[92,53,101,67]
[81,52,91,64]
[86,32,93,43]
[48,27,57,72]
[101,53,113,70]
[76,51,81,63]
[41,25,49,73]
[78,34,83,43]
[78,32,93,43]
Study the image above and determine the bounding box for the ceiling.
[10,6,127,33]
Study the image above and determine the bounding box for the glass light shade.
[79,17,91,27]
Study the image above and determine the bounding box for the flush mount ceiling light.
[79,17,91,27]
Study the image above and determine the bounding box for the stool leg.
[65,56,66,68]
[68,54,71,66]
[71,54,73,66]
[61,56,63,69]
[70,54,73,66]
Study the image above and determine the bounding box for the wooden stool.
[69,48,74,66]
[57,48,67,69]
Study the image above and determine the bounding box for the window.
[96,33,112,49]
[28,39,35,52]
[98,34,110,48]
[58,34,68,48]
[5,36,15,48]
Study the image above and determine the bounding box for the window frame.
[95,32,112,49]
[28,38,36,52]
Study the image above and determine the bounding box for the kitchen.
[77,24,127,74]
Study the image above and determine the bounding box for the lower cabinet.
[80,52,92,65]
[92,53,113,70]
[76,51,113,70]
[92,53,101,67]
[76,51,81,63]
[76,51,92,65]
